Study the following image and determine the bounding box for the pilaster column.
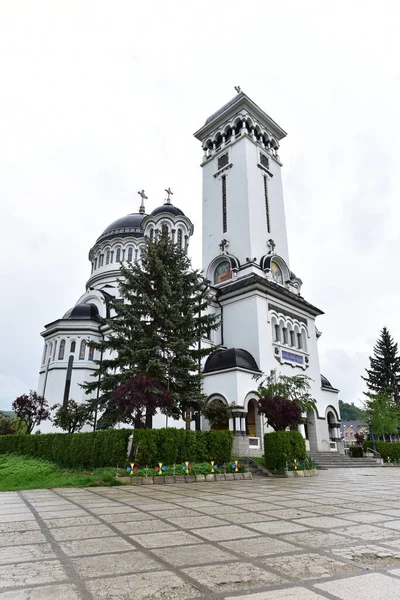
[298,424,306,439]
[229,418,234,431]
[235,416,241,433]
[240,416,246,434]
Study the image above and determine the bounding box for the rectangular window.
[264,176,270,232]
[282,327,288,345]
[274,324,280,342]
[260,153,269,170]
[222,175,227,233]
[290,331,295,346]
[218,152,229,170]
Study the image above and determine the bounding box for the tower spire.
[137,189,147,214]
[164,187,173,205]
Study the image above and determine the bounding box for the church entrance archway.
[246,399,257,438]
[205,398,229,430]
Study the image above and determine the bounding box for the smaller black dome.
[204,348,260,374]
[64,303,100,321]
[151,204,185,217]
[98,212,146,242]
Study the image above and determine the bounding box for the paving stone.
[330,544,400,567]
[151,543,236,566]
[224,587,328,599]
[339,524,399,541]
[0,513,35,523]
[0,520,40,533]
[340,511,393,523]
[280,530,349,548]
[0,560,67,589]
[222,512,277,524]
[72,549,161,577]
[50,523,116,541]
[150,508,203,519]
[44,515,101,528]
[131,530,203,548]
[292,515,353,529]
[300,504,355,515]
[163,515,226,529]
[261,508,313,520]
[263,552,362,580]
[100,511,157,524]
[220,536,298,557]
[85,570,200,599]
[0,530,47,546]
[0,543,56,565]
[34,509,88,519]
[114,520,177,534]
[183,560,287,592]
[0,584,82,599]
[315,572,400,599]
[60,536,133,556]
[193,524,260,541]
[246,521,308,535]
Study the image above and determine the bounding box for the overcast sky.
[1,1,399,411]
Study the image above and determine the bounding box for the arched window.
[94,258,97,270]
[42,344,48,365]
[70,341,76,353]
[99,254,104,267]
[214,261,231,284]
[110,250,114,263]
[79,340,86,360]
[127,247,133,262]
[52,341,57,360]
[106,251,110,265]
[177,229,182,249]
[116,248,121,262]
[162,224,168,238]
[88,345,95,361]
[149,228,154,241]
[58,339,66,360]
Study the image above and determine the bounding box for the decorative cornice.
[268,303,308,326]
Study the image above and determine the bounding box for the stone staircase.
[309,451,381,469]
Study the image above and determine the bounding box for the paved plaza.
[1,469,400,599]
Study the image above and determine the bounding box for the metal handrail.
[365,447,381,458]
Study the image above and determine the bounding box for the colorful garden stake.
[292,459,301,470]
[210,461,218,473]
[231,460,239,472]
[182,461,192,474]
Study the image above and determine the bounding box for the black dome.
[204,348,260,374]
[64,303,100,321]
[98,213,146,241]
[150,204,185,217]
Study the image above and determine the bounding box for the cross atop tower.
[234,85,241,94]
[138,189,147,214]
[165,187,173,204]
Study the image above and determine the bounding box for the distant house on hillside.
[341,420,368,448]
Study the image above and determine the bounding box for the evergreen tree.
[362,327,400,403]
[83,233,219,428]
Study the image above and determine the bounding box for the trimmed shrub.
[133,428,233,465]
[349,445,363,457]
[264,430,306,471]
[0,429,131,469]
[363,440,400,459]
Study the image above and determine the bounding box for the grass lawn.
[0,454,120,492]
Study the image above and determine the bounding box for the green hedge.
[349,445,363,457]
[363,440,400,459]
[264,430,306,471]
[132,428,233,465]
[0,429,131,469]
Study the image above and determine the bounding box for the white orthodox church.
[38,91,341,455]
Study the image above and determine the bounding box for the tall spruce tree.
[83,232,219,428]
[362,327,400,403]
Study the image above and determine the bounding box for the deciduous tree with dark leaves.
[12,391,50,434]
[256,370,316,431]
[105,375,174,429]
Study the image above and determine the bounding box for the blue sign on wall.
[282,351,303,365]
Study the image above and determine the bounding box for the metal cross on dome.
[165,187,173,204]
[137,189,148,214]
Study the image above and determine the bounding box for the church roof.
[216,274,324,316]
[203,348,261,374]
[150,204,185,217]
[204,92,245,125]
[97,212,146,242]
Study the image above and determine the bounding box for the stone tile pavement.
[1,468,400,598]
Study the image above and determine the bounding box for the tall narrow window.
[177,229,182,249]
[110,251,114,263]
[116,248,121,262]
[162,224,168,238]
[106,251,110,265]
[58,339,66,360]
[150,228,154,240]
[88,345,95,361]
[42,344,48,365]
[263,175,270,232]
[282,327,288,345]
[297,333,302,350]
[290,331,295,347]
[99,254,104,267]
[70,341,76,353]
[274,324,280,342]
[222,175,227,233]
[79,340,86,360]
[53,341,57,360]
[127,247,133,262]
[94,258,97,270]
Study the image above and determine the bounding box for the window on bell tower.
[222,175,227,233]
[263,175,270,233]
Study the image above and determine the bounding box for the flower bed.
[116,460,252,484]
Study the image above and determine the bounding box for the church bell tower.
[194,89,289,278]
